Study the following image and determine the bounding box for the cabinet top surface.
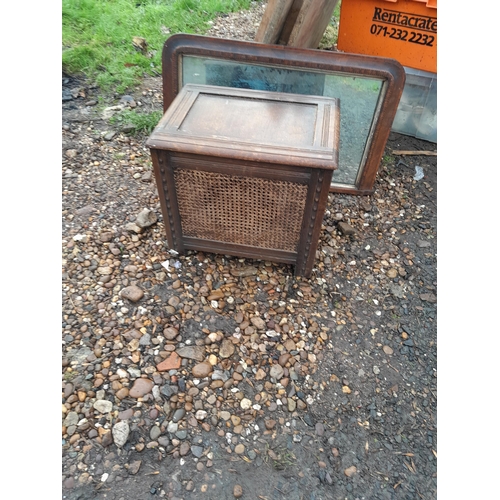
[146,84,340,170]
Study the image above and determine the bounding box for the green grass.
[62,0,253,93]
[110,109,163,134]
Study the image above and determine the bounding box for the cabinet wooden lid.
[147,83,339,170]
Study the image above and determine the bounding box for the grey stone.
[270,364,284,380]
[150,426,161,440]
[160,385,178,398]
[120,285,144,302]
[175,430,187,440]
[93,400,113,414]
[136,208,157,229]
[176,345,205,362]
[172,408,185,423]
[191,445,204,458]
[139,333,151,346]
[64,411,79,427]
[112,421,130,447]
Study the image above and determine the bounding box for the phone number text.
[370,23,435,46]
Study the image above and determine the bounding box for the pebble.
[172,408,186,423]
[177,345,205,361]
[192,362,213,378]
[240,398,252,409]
[157,352,182,371]
[179,442,190,456]
[128,460,142,475]
[191,445,204,458]
[120,285,144,302]
[270,364,284,380]
[315,422,325,436]
[135,208,158,228]
[150,426,161,440]
[112,421,129,447]
[233,484,244,498]
[344,465,357,477]
[93,400,113,413]
[219,338,235,358]
[163,327,179,340]
[129,378,154,398]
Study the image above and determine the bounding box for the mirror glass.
[182,56,383,186]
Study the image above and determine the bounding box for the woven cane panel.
[173,168,308,252]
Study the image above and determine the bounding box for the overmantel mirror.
[161,34,405,195]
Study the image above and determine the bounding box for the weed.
[110,109,163,135]
[63,370,76,382]
[264,443,297,470]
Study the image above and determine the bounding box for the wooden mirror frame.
[161,34,405,195]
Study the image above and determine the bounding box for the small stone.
[136,208,157,229]
[387,268,398,278]
[195,410,208,420]
[163,327,179,340]
[230,267,257,277]
[192,362,213,378]
[97,266,113,276]
[93,400,113,414]
[157,352,181,371]
[417,239,431,248]
[112,421,130,447]
[344,465,357,477]
[219,339,235,358]
[342,385,352,394]
[176,430,188,440]
[250,317,266,330]
[103,131,116,141]
[127,460,142,475]
[315,422,325,436]
[233,484,243,498]
[383,345,394,355]
[235,444,245,454]
[120,286,144,302]
[150,426,161,440]
[158,436,170,447]
[288,399,296,412]
[270,364,284,380]
[373,366,381,375]
[129,378,154,398]
[177,345,205,361]
[179,441,190,456]
[240,398,252,409]
[255,368,266,380]
[265,419,276,430]
[338,222,356,235]
[191,445,204,458]
[172,408,186,423]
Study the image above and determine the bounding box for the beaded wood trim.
[173,168,307,252]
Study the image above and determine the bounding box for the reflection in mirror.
[182,56,382,186]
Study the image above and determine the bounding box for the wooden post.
[286,0,339,48]
[256,0,340,49]
[255,0,295,44]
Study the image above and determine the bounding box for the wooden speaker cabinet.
[146,83,339,278]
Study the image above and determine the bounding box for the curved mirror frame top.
[161,34,405,195]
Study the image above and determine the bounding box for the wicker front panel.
[173,168,308,252]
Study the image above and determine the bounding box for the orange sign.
[337,0,437,73]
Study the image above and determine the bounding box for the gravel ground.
[62,3,437,499]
